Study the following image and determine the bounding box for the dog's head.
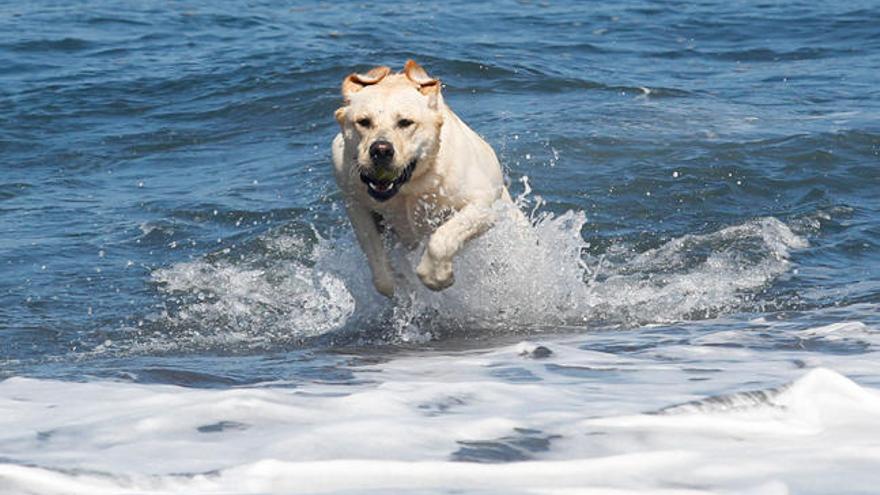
[335,60,444,201]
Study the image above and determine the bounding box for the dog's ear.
[404,59,442,109]
[342,66,391,102]
[334,107,346,126]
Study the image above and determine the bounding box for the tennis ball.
[374,169,398,182]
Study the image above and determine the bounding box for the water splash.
[144,183,807,351]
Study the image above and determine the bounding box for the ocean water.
[1,0,879,493]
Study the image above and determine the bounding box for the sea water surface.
[1,1,880,493]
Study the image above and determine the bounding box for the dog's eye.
[397,118,414,129]
[356,118,373,128]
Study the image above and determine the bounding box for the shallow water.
[1,0,879,493]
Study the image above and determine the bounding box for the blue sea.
[1,1,879,493]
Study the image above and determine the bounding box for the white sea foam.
[144,188,807,351]
[39,189,867,495]
[2,327,879,494]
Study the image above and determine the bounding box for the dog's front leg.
[417,204,494,291]
[344,202,395,298]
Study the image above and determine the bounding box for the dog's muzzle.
[360,159,417,202]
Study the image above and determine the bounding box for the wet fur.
[332,60,515,296]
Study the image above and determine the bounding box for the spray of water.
[146,177,807,350]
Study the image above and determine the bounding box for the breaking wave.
[144,179,807,351]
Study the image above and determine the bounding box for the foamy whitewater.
[3,337,880,494]
[147,182,809,349]
[4,193,880,494]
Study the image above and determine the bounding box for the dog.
[332,60,516,297]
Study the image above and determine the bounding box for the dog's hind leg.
[416,204,494,291]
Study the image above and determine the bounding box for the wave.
[648,46,858,62]
[599,368,880,433]
[125,182,809,355]
[3,37,93,53]
[1,365,877,494]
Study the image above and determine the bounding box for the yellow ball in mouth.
[373,168,398,182]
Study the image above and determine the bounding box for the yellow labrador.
[332,60,514,297]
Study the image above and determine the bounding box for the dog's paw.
[372,273,395,298]
[416,255,454,291]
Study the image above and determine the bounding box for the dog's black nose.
[369,140,394,166]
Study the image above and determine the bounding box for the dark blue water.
[2,0,879,384]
